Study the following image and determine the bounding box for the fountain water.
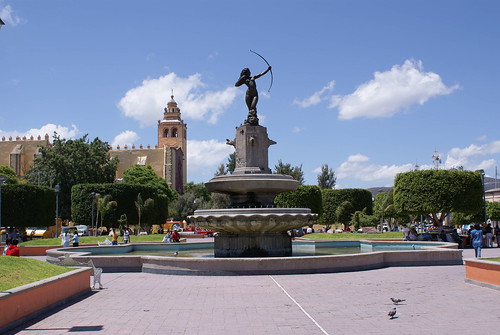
[190,122,317,257]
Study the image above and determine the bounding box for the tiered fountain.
[190,68,317,256]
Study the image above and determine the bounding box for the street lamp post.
[91,192,95,236]
[479,170,487,224]
[0,176,8,229]
[55,184,60,238]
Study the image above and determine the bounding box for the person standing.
[111,229,118,245]
[484,223,493,248]
[470,224,483,258]
[495,225,500,248]
[123,228,130,244]
[72,231,79,247]
[61,232,71,248]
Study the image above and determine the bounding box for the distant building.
[110,94,187,193]
[0,94,187,193]
[0,134,50,177]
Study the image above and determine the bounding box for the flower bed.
[0,267,91,333]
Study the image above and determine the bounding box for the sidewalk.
[10,247,500,335]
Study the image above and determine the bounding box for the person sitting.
[170,230,180,243]
[450,229,463,248]
[6,239,20,256]
[162,230,172,243]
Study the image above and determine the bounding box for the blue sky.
[1,0,500,189]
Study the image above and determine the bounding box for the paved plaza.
[8,247,500,335]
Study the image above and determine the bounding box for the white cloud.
[0,124,80,141]
[293,81,335,108]
[336,154,414,182]
[475,135,487,141]
[444,141,500,171]
[187,139,234,176]
[332,60,459,120]
[118,72,238,127]
[112,130,139,147]
[0,3,22,26]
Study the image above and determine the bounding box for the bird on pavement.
[390,298,406,305]
[388,308,397,319]
[173,251,178,256]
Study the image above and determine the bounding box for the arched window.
[172,128,178,137]
[163,128,169,137]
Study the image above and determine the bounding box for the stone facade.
[0,95,187,193]
[0,135,50,177]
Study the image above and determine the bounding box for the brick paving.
[9,247,500,335]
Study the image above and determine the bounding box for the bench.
[57,254,103,289]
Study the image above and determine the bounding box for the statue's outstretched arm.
[253,66,271,80]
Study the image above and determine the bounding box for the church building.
[0,94,187,194]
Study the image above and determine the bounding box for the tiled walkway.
[9,247,500,335]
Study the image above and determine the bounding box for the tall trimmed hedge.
[320,188,373,224]
[71,183,168,227]
[393,169,483,224]
[1,184,55,228]
[274,185,323,216]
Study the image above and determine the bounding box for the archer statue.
[235,51,273,125]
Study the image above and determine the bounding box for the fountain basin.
[190,208,317,257]
[47,240,463,275]
[190,208,316,233]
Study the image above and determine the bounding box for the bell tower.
[158,92,187,192]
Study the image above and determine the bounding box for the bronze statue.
[235,51,272,125]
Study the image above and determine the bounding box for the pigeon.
[388,308,397,319]
[390,298,406,305]
[173,251,179,256]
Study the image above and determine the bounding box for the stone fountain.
[190,63,317,257]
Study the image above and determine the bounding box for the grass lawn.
[20,234,165,246]
[0,257,73,291]
[484,257,500,262]
[303,232,404,239]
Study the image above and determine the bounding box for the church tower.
[158,93,187,193]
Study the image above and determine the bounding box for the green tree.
[486,201,500,221]
[123,165,176,200]
[393,169,483,226]
[0,165,19,184]
[351,208,378,231]
[451,211,482,226]
[226,152,236,174]
[24,134,118,219]
[317,164,336,189]
[214,163,227,176]
[320,188,373,225]
[96,194,117,228]
[135,193,154,229]
[274,185,323,216]
[183,182,211,202]
[373,190,402,227]
[274,160,304,185]
[169,192,202,220]
[335,201,354,225]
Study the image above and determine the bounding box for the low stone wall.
[47,241,463,276]
[465,258,500,290]
[0,268,91,333]
[19,244,99,256]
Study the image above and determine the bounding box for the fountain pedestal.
[190,123,317,257]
